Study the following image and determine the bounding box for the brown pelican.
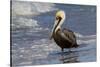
[50,10,78,52]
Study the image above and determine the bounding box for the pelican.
[50,10,78,52]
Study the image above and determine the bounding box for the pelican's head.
[50,10,66,39]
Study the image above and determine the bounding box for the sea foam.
[12,1,58,30]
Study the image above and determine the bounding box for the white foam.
[31,39,59,52]
[12,1,58,31]
[12,1,58,16]
[77,39,96,45]
[75,32,96,39]
[75,32,96,45]
[12,17,39,28]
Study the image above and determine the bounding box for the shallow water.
[11,1,96,67]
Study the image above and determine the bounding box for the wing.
[63,28,77,43]
[57,28,76,44]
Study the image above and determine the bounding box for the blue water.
[11,1,96,66]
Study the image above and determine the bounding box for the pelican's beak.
[50,19,59,40]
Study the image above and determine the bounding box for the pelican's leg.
[61,48,64,52]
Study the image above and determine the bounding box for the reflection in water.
[60,51,79,63]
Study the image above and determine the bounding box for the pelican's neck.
[55,19,64,34]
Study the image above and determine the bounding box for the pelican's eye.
[56,16,59,20]
[56,16,62,21]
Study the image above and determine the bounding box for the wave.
[12,33,96,66]
[12,17,50,33]
[12,1,58,16]
[30,33,96,53]
[12,17,39,28]
[12,1,58,31]
[75,32,96,39]
[75,32,96,45]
